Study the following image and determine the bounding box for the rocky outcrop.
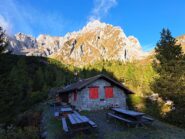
[176,35,185,53]
[8,33,64,57]
[8,33,38,55]
[8,20,148,66]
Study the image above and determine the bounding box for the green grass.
[81,110,185,139]
[41,104,63,139]
[104,122,185,139]
[46,118,63,139]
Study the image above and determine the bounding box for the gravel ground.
[42,105,185,139]
[81,110,126,138]
[80,110,185,139]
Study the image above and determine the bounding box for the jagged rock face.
[52,20,146,65]
[8,20,147,66]
[8,33,38,55]
[8,33,64,57]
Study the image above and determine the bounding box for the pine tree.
[152,28,185,101]
[152,29,185,127]
[34,67,44,90]
[0,26,8,54]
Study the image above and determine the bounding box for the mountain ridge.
[7,20,149,65]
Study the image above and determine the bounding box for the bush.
[128,95,185,128]
[0,126,39,139]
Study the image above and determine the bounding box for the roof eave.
[58,74,135,94]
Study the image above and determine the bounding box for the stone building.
[57,74,134,111]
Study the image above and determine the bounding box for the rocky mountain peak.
[8,20,148,66]
[81,20,107,32]
[128,36,142,49]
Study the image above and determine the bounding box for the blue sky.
[0,0,185,51]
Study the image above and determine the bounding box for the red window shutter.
[89,87,99,99]
[105,87,114,98]
[74,91,77,101]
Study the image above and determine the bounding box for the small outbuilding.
[57,74,134,111]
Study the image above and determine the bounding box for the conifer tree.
[0,26,8,54]
[152,28,185,101]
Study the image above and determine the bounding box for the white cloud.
[89,0,117,21]
[0,0,34,35]
[0,15,12,34]
[0,0,65,36]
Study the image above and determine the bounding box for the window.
[89,87,99,99]
[74,91,77,101]
[105,87,114,98]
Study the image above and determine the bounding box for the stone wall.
[69,79,127,111]
[68,91,83,109]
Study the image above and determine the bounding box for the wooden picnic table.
[68,113,89,125]
[60,107,73,117]
[112,108,145,117]
[111,108,145,126]
[61,107,73,113]
[107,108,154,127]
[67,113,96,132]
[61,112,98,133]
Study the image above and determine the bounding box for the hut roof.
[57,74,134,94]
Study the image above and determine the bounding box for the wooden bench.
[141,116,154,125]
[142,116,154,121]
[88,120,97,128]
[107,112,136,126]
[81,116,97,128]
[73,111,81,116]
[62,118,69,133]
[68,114,78,124]
[54,112,59,117]
[73,111,97,128]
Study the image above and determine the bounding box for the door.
[61,93,69,103]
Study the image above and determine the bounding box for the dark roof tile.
[58,74,134,94]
